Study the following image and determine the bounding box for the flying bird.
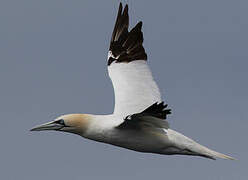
[31,3,234,160]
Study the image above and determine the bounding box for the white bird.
[31,3,234,160]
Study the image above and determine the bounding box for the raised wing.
[108,3,162,116]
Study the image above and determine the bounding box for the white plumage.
[30,3,234,160]
[109,60,161,116]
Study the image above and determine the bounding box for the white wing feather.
[108,60,161,116]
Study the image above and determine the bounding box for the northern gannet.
[31,3,234,160]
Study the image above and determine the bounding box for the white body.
[80,115,233,159]
[30,3,234,160]
[84,115,168,153]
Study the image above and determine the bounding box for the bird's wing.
[117,102,171,130]
[108,3,161,116]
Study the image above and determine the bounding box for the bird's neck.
[80,114,122,140]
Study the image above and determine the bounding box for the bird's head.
[30,114,92,135]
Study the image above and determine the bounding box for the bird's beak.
[30,121,64,131]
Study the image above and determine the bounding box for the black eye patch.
[54,119,65,125]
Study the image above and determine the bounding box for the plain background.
[1,0,247,179]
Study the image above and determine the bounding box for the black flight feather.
[108,3,147,66]
[140,102,171,120]
[117,102,171,130]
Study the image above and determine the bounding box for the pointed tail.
[190,141,235,160]
[168,129,235,160]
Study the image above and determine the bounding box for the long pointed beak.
[30,121,64,131]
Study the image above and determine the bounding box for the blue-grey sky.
[1,0,247,179]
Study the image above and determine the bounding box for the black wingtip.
[124,4,128,12]
[141,102,172,119]
[108,3,147,65]
[137,21,142,28]
[117,3,123,20]
[119,2,123,11]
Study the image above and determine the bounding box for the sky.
[0,0,247,179]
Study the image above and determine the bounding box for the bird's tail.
[189,140,235,160]
[168,129,235,160]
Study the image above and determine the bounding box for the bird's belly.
[86,129,171,153]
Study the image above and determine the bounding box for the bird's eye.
[54,119,65,125]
